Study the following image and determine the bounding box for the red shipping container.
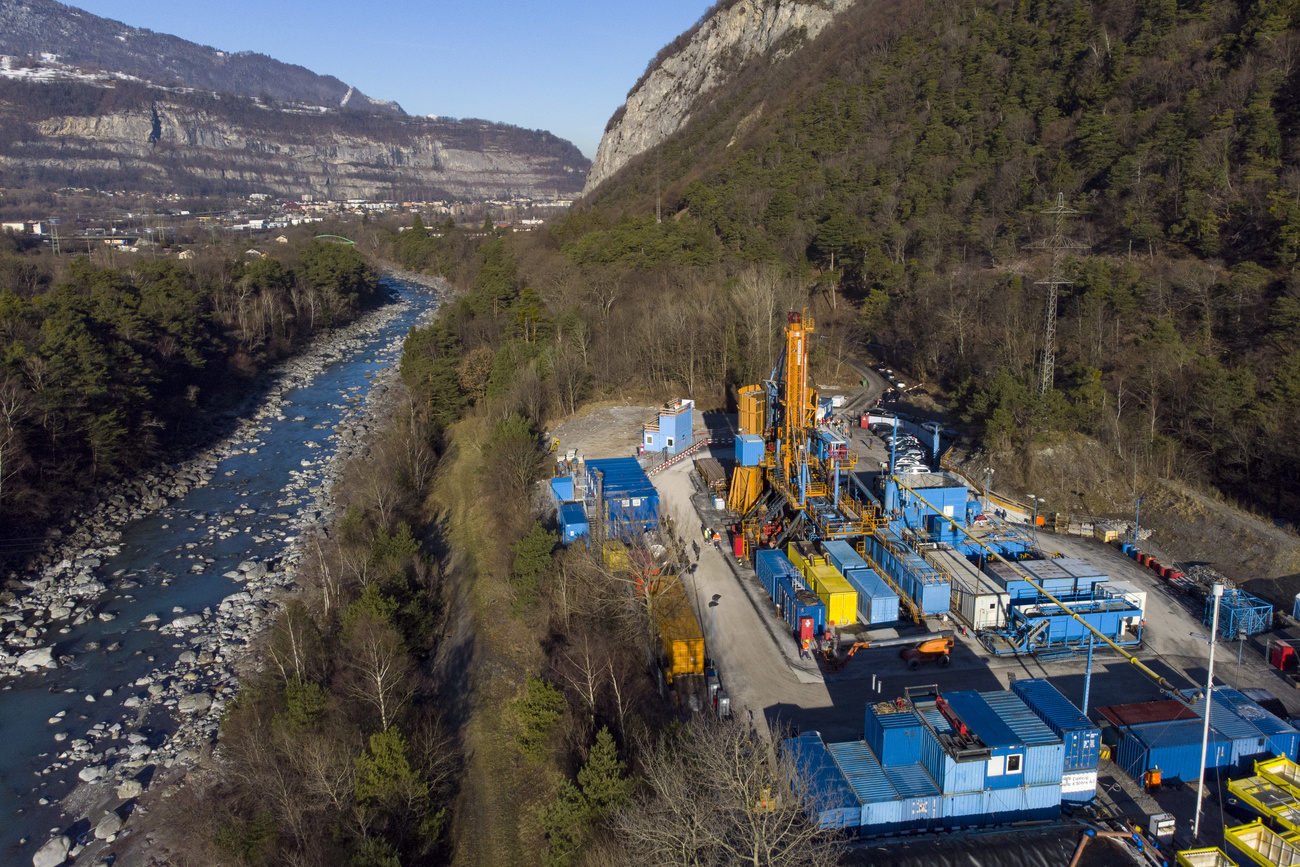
[733,534,745,558]
[1148,559,1163,573]
[860,414,870,428]
[1137,553,1149,566]
[1160,566,1174,579]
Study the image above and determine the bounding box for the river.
[1,276,440,864]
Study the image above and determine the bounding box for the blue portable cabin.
[782,733,861,830]
[584,457,659,538]
[1011,678,1103,775]
[550,476,575,504]
[642,399,694,456]
[864,707,925,767]
[979,690,1066,788]
[941,692,1036,791]
[737,433,765,467]
[779,584,827,636]
[1217,687,1300,763]
[557,502,589,543]
[843,567,900,625]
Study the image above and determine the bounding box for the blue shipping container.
[1217,688,1300,762]
[978,691,1066,787]
[585,457,659,536]
[1011,678,1102,773]
[843,567,900,625]
[782,587,826,636]
[865,707,924,767]
[557,502,589,543]
[756,549,800,604]
[823,540,868,576]
[783,734,860,830]
[1117,720,1230,782]
[737,434,765,467]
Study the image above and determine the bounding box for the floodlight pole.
[1194,583,1224,843]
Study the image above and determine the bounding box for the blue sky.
[62,1,715,158]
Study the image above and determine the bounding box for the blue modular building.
[557,502,589,543]
[550,476,575,503]
[642,398,694,456]
[1011,678,1102,801]
[785,688,1073,836]
[583,457,659,538]
[737,434,765,466]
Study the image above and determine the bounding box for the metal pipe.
[1193,583,1224,843]
[892,477,1185,694]
[1083,631,1095,716]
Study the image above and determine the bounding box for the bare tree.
[342,616,414,731]
[611,717,843,867]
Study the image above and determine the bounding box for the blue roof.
[1134,719,1228,750]
[558,502,587,525]
[1012,679,1096,733]
[980,691,1061,747]
[755,549,801,578]
[883,762,941,798]
[876,710,923,732]
[585,457,657,499]
[944,692,1022,749]
[1212,687,1299,738]
[828,741,898,804]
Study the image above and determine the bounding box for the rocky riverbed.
[2,276,447,866]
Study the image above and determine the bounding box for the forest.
[0,235,379,557]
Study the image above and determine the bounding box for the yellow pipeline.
[891,476,1186,695]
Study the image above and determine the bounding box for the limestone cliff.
[0,85,588,200]
[583,0,856,197]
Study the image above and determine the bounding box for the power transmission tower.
[49,217,61,256]
[1033,193,1087,394]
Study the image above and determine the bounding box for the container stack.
[822,540,899,626]
[583,457,659,539]
[1011,678,1102,802]
[784,687,1074,837]
[755,549,827,638]
[788,542,858,628]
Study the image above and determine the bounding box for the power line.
[1031,193,1088,394]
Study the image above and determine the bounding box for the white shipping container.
[955,580,1010,630]
[1104,580,1146,634]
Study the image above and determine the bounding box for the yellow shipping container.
[808,563,857,627]
[1223,820,1297,867]
[603,540,630,572]
[786,542,825,574]
[655,577,704,683]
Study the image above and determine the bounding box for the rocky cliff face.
[583,0,856,196]
[0,87,588,199]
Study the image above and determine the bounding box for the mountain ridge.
[0,0,401,114]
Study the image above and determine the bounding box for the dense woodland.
[0,234,379,558]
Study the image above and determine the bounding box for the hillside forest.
[402,0,1300,522]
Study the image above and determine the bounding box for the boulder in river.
[93,811,123,839]
[32,835,70,867]
[17,647,57,670]
[178,692,212,714]
[168,614,202,630]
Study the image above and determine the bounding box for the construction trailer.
[642,398,694,456]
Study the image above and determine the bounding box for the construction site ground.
[649,427,1300,856]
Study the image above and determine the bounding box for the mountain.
[0,0,400,113]
[583,0,854,196]
[0,75,588,200]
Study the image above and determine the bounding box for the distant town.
[0,190,575,254]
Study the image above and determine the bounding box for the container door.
[799,617,815,643]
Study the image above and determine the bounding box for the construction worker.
[801,638,810,659]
